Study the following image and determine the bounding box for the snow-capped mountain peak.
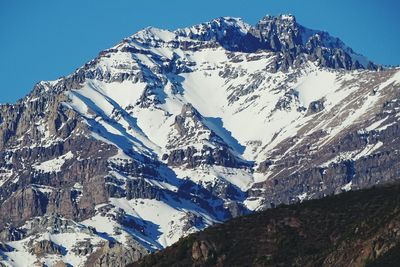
[175,16,251,38]
[117,14,378,71]
[130,26,177,43]
[0,14,399,267]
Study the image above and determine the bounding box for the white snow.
[341,181,352,192]
[83,197,218,250]
[355,141,383,159]
[173,165,254,191]
[295,69,338,106]
[4,218,105,267]
[297,192,308,202]
[243,197,264,211]
[134,27,177,43]
[366,117,388,131]
[33,151,74,173]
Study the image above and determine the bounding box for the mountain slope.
[129,182,400,267]
[0,14,399,266]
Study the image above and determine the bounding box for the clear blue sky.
[1,0,399,103]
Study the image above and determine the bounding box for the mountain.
[129,182,400,267]
[0,14,399,266]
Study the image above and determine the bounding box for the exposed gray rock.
[0,227,25,242]
[84,237,148,267]
[72,240,94,256]
[26,215,96,236]
[181,212,204,232]
[29,240,63,256]
[191,240,216,262]
[166,104,250,169]
[126,178,162,200]
[306,98,325,115]
[54,261,68,267]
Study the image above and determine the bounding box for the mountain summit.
[0,15,399,266]
[129,14,378,71]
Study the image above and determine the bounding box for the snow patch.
[33,151,74,173]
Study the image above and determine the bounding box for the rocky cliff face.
[0,14,399,266]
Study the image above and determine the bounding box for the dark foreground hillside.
[129,183,400,267]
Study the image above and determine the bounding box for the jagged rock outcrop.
[84,238,148,267]
[125,178,162,200]
[30,240,63,256]
[166,104,250,169]
[171,15,379,71]
[191,240,215,262]
[306,98,325,115]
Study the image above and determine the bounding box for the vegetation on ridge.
[129,183,400,267]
